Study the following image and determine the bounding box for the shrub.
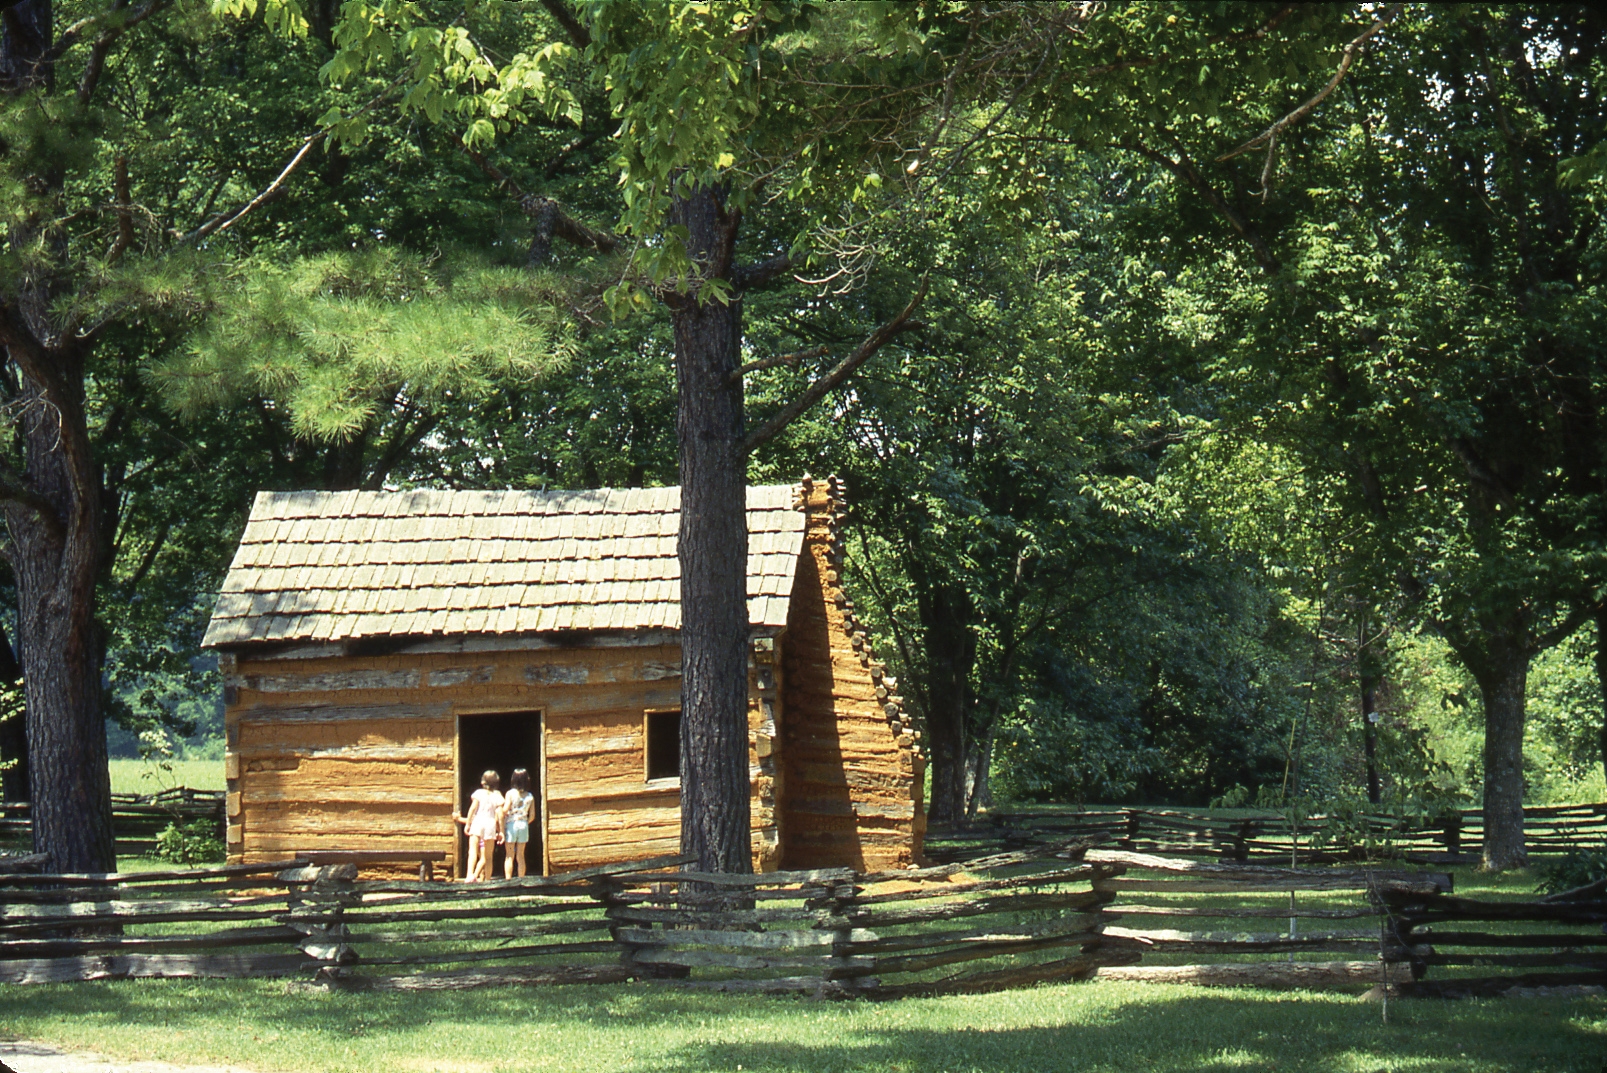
[1535,845,1607,895]
[154,818,225,865]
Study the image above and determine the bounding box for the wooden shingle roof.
[202,484,806,648]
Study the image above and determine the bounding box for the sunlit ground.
[1,976,1602,1073]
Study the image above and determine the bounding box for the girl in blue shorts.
[502,767,536,878]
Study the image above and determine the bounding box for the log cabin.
[202,477,925,876]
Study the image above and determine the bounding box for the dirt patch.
[0,1041,258,1073]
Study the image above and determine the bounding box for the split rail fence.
[0,855,662,988]
[1378,879,1607,997]
[0,789,226,858]
[598,847,1136,997]
[2,842,1601,997]
[929,802,1607,864]
[1086,849,1445,991]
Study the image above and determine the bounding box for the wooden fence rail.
[0,858,315,984]
[1086,849,1448,991]
[1,789,227,857]
[1378,882,1607,997]
[929,802,1607,864]
[599,844,1137,997]
[0,854,689,990]
[2,842,1600,998]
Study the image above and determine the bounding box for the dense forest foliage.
[2,1,1603,871]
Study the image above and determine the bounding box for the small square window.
[646,710,680,781]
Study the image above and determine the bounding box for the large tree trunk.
[0,0,52,93]
[5,376,115,873]
[1596,608,1607,790]
[918,584,975,827]
[1466,636,1529,871]
[964,724,995,820]
[0,0,112,871]
[0,622,27,803]
[670,185,752,875]
[1360,672,1380,806]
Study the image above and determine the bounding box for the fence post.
[279,863,359,985]
[823,876,864,997]
[1441,814,1462,857]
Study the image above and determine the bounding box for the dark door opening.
[457,711,542,878]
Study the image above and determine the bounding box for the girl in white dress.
[454,770,503,881]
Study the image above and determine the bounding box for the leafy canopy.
[142,251,573,443]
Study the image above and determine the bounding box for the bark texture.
[1360,673,1380,806]
[0,0,116,871]
[0,623,26,802]
[1469,637,1529,871]
[916,580,975,827]
[2,364,115,872]
[1597,608,1607,790]
[669,185,752,874]
[0,0,52,93]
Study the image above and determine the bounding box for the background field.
[107,759,225,796]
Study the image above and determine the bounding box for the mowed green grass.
[108,758,225,795]
[0,977,1601,1073]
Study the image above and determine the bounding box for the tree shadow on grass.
[1,980,1602,1073]
[646,989,1605,1073]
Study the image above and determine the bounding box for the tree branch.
[106,154,134,264]
[539,0,590,49]
[176,75,404,246]
[466,150,620,263]
[1534,601,1599,655]
[44,0,171,97]
[1449,437,1518,508]
[177,134,323,245]
[742,277,928,454]
[1216,3,1404,163]
[1121,141,1281,272]
[731,254,792,290]
[725,344,829,385]
[542,129,603,178]
[123,519,169,593]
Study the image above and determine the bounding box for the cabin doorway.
[456,711,543,879]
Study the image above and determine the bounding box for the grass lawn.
[0,977,1601,1073]
[108,758,225,796]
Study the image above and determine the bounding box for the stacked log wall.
[779,477,924,871]
[223,644,691,872]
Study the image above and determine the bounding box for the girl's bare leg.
[511,842,527,877]
[464,836,480,882]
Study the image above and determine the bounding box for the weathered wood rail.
[0,854,687,988]
[1378,880,1607,997]
[1,788,227,857]
[3,842,1599,998]
[929,802,1607,864]
[599,845,1136,997]
[286,854,695,990]
[1089,850,1447,991]
[0,859,316,984]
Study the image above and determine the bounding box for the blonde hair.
[480,769,500,791]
